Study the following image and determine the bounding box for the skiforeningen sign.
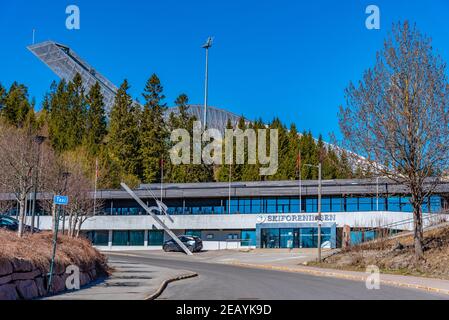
[257,214,337,224]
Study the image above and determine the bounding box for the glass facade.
[148,230,164,246]
[112,230,145,246]
[99,195,443,217]
[85,231,109,246]
[261,228,333,249]
[241,230,257,246]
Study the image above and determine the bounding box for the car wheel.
[187,245,195,253]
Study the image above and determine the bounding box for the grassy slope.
[313,226,449,280]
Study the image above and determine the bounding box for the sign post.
[47,195,69,293]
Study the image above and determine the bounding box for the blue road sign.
[54,195,69,206]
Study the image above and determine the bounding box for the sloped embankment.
[0,230,109,300]
[316,226,449,280]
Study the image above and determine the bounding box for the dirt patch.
[313,226,449,280]
[0,230,109,274]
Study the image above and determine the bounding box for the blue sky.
[1,0,449,139]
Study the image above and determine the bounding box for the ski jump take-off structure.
[27,41,244,134]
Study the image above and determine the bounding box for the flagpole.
[94,158,98,216]
[298,147,302,213]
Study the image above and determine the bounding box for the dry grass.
[314,226,449,280]
[0,230,109,273]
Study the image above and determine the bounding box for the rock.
[50,275,66,293]
[12,269,42,281]
[0,284,19,300]
[0,274,13,286]
[15,280,39,300]
[11,258,33,273]
[0,259,13,277]
[35,277,47,297]
[393,242,405,252]
[80,272,91,287]
[88,268,97,280]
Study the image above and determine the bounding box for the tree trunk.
[413,202,424,259]
[17,197,26,238]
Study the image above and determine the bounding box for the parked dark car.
[163,235,203,253]
[0,215,40,233]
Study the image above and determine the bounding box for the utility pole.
[202,37,213,129]
[317,163,322,262]
[305,163,323,262]
[94,158,98,216]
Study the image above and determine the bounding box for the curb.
[227,262,449,296]
[145,273,199,300]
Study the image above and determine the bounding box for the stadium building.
[1,179,448,250]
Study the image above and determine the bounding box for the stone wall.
[0,258,103,300]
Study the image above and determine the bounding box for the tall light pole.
[202,36,213,129]
[31,135,46,233]
[305,163,322,262]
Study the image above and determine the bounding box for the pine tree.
[85,82,107,155]
[0,83,6,111]
[67,73,88,150]
[139,74,168,183]
[216,119,234,182]
[108,80,141,179]
[1,82,32,128]
[47,80,71,153]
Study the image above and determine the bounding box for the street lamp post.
[202,36,213,129]
[31,135,46,233]
[305,163,323,262]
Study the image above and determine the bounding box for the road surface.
[106,253,448,300]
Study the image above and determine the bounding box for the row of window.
[100,196,443,216]
[84,230,165,246]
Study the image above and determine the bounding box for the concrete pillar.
[144,230,149,247]
[108,230,113,249]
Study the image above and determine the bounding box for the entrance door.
[280,229,294,248]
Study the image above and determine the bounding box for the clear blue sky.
[1,0,449,140]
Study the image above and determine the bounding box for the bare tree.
[338,21,449,259]
[0,121,40,236]
[64,160,103,238]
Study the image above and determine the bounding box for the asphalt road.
[107,253,448,300]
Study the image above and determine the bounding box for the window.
[129,231,145,246]
[91,231,109,246]
[206,234,214,240]
[306,198,317,213]
[112,231,128,246]
[112,231,145,246]
[266,199,277,213]
[277,198,290,213]
[241,230,256,246]
[186,230,202,238]
[331,197,343,212]
[261,229,280,248]
[322,198,331,213]
[148,230,164,246]
[359,198,373,211]
[346,198,358,212]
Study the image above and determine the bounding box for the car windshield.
[1,216,17,223]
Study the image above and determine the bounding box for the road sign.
[54,195,69,206]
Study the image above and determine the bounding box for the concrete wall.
[34,212,448,231]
